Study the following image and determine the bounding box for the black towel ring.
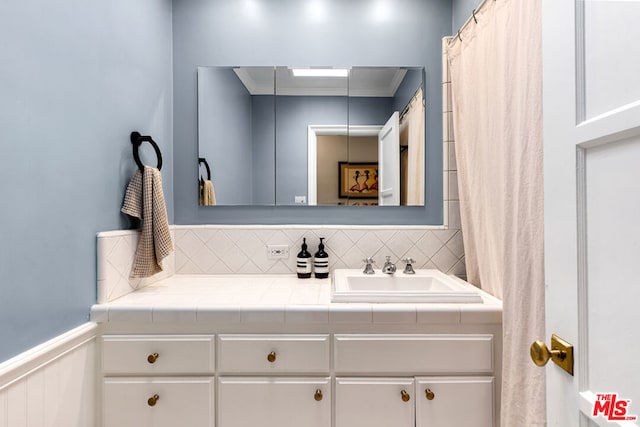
[198,157,211,181]
[130,131,162,172]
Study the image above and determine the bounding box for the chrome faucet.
[362,258,376,274]
[402,258,416,274]
[381,256,397,275]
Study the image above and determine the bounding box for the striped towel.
[121,166,173,278]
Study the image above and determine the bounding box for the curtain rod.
[448,0,495,47]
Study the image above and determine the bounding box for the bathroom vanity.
[92,274,502,427]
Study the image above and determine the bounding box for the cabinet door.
[103,377,214,427]
[335,377,415,427]
[218,377,331,427]
[416,376,494,427]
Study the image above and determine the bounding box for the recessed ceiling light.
[291,68,349,77]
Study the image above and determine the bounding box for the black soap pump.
[314,238,329,279]
[296,238,313,279]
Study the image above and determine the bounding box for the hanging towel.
[121,166,173,278]
[201,179,216,206]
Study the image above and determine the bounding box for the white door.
[542,1,640,426]
[378,111,400,205]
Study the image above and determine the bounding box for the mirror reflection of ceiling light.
[291,68,349,77]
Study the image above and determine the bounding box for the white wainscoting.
[0,323,97,427]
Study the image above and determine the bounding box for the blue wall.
[0,0,173,362]
[251,95,276,205]
[453,0,481,31]
[172,0,452,224]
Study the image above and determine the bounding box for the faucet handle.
[402,258,416,274]
[362,258,375,274]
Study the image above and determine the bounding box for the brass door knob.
[147,353,159,364]
[425,389,435,400]
[267,351,277,363]
[529,334,574,376]
[530,340,563,367]
[314,389,323,401]
[401,390,411,402]
[147,394,159,406]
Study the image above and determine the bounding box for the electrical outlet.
[294,196,306,204]
[267,245,289,259]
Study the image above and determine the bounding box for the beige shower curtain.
[403,87,425,205]
[447,0,545,425]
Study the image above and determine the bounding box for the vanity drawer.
[103,377,214,427]
[102,335,215,375]
[334,334,493,374]
[218,334,330,374]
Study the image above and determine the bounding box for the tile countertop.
[90,274,502,325]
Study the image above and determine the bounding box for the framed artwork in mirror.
[339,162,378,199]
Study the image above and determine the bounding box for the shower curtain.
[402,87,425,205]
[447,0,545,425]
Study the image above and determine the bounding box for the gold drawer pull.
[267,351,277,363]
[401,390,411,402]
[314,389,323,401]
[147,394,159,406]
[425,388,435,400]
[147,353,159,364]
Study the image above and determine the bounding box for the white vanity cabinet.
[333,334,496,427]
[216,334,331,427]
[97,315,501,426]
[101,335,216,427]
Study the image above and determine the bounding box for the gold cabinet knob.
[530,340,564,367]
[401,390,411,402]
[147,394,159,406]
[267,351,277,363]
[425,388,435,400]
[314,389,323,401]
[147,353,159,364]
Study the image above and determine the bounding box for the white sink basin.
[331,269,483,303]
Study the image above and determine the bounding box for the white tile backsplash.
[171,226,465,277]
[97,229,175,303]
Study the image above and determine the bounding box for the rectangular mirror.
[197,66,425,207]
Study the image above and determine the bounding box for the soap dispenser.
[296,238,312,279]
[314,238,329,279]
